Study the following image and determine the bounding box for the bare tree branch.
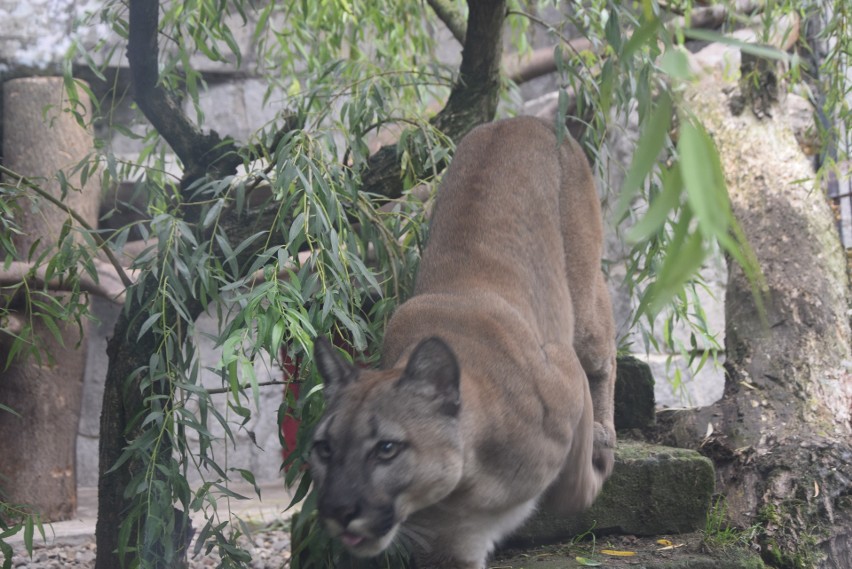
[433,0,506,132]
[666,2,765,32]
[127,0,241,182]
[427,0,467,44]
[504,41,592,84]
[0,260,137,304]
[661,0,762,16]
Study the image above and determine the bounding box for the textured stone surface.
[507,441,715,547]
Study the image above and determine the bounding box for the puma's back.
[310,117,616,569]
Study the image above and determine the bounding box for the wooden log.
[0,76,97,522]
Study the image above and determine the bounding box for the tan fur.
[310,117,616,569]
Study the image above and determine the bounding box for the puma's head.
[309,337,463,557]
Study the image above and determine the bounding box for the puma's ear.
[314,337,358,400]
[398,337,461,416]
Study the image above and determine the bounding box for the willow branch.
[1,164,133,288]
[206,380,290,395]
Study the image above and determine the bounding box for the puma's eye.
[313,440,332,461]
[374,440,405,461]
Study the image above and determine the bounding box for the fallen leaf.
[657,539,673,546]
[575,556,602,566]
[657,543,686,551]
[601,549,637,556]
[814,480,820,498]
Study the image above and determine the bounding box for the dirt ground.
[492,532,763,569]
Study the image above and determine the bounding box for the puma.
[310,116,616,569]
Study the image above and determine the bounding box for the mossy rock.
[506,441,715,548]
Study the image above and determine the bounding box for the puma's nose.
[330,502,360,526]
[318,477,363,527]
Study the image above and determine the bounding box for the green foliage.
[703,497,760,551]
[0,502,46,569]
[0,174,96,369]
[545,2,731,375]
[95,127,429,567]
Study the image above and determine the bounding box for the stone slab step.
[506,441,715,548]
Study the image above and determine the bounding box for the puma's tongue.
[341,532,365,548]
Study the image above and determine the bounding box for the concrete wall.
[0,0,82,69]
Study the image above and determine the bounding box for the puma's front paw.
[592,421,615,478]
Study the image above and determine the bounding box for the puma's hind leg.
[541,357,607,515]
[561,238,616,477]
[555,132,617,479]
[572,274,617,479]
[539,343,609,515]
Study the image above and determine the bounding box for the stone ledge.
[506,441,715,547]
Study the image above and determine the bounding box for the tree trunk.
[657,53,852,568]
[95,286,190,569]
[0,77,97,521]
[361,0,506,200]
